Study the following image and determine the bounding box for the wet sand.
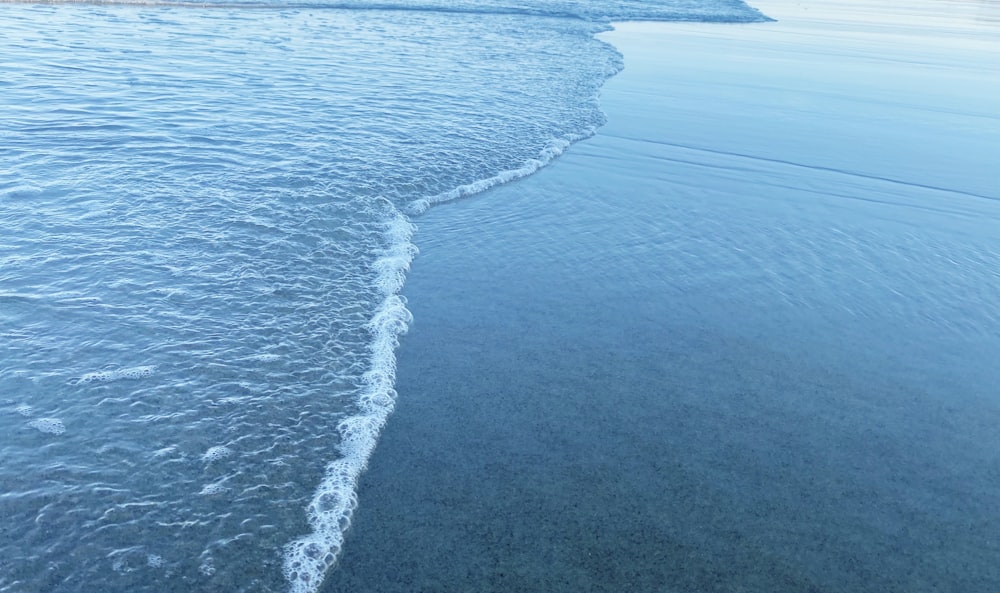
[322,2,1000,591]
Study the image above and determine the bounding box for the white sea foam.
[202,446,232,462]
[198,482,229,496]
[283,139,595,590]
[0,0,773,588]
[28,418,65,435]
[406,133,588,215]
[372,216,418,296]
[283,205,415,593]
[15,403,33,417]
[78,365,156,384]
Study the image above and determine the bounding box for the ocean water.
[0,1,768,593]
[321,7,1000,591]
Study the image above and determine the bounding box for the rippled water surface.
[2,0,997,591]
[0,2,677,590]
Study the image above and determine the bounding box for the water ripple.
[0,3,631,592]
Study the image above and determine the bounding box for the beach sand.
[322,2,1000,591]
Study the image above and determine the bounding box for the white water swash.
[1,2,768,592]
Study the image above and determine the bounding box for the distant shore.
[322,3,1000,592]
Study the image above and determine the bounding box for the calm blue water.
[0,2,767,592]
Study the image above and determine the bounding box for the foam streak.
[406,132,592,215]
[282,207,415,593]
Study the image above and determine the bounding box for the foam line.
[282,205,415,593]
[282,129,597,593]
[406,130,594,215]
[77,365,156,384]
[283,69,610,593]
[283,20,621,593]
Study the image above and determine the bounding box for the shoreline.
[322,2,1000,591]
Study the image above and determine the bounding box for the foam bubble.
[146,554,164,568]
[405,133,584,215]
[28,418,65,435]
[117,365,156,380]
[79,370,115,384]
[372,217,418,296]
[198,482,228,496]
[78,365,156,384]
[248,353,281,362]
[283,204,414,593]
[202,446,232,462]
[15,403,33,417]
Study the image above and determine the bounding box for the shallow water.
[0,2,717,591]
[4,0,997,591]
[322,3,1000,592]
